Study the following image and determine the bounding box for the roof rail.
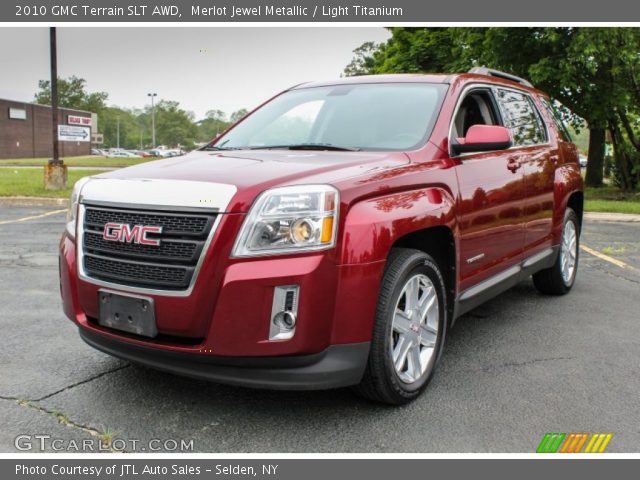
[468,67,533,88]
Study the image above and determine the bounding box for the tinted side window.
[539,97,572,142]
[496,89,546,146]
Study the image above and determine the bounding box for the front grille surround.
[78,203,221,294]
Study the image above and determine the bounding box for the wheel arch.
[553,162,584,243]
[337,186,457,330]
[391,226,457,326]
[567,190,584,231]
[339,185,456,265]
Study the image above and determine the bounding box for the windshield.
[211,83,447,152]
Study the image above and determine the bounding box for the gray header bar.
[3,0,640,22]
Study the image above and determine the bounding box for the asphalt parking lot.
[1,204,639,453]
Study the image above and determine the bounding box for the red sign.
[68,115,92,126]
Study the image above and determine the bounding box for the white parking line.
[0,208,67,226]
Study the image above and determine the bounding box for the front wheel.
[354,248,447,405]
[533,208,580,295]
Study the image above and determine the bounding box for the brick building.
[0,98,95,159]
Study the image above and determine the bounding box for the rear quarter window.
[539,96,573,142]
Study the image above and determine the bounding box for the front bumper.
[79,328,369,390]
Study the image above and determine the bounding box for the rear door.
[495,88,554,254]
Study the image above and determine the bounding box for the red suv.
[59,68,583,404]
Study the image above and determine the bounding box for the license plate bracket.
[97,290,157,338]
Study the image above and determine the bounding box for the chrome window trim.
[448,82,551,159]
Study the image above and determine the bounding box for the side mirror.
[451,125,512,155]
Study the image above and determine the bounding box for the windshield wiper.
[203,146,239,151]
[202,139,235,151]
[248,143,360,152]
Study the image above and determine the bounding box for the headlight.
[65,177,92,238]
[231,185,339,257]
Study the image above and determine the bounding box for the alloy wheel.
[390,274,439,384]
[560,220,578,284]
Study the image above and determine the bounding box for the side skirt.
[452,246,559,322]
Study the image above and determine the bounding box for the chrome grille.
[84,230,200,262]
[84,208,211,236]
[81,205,217,290]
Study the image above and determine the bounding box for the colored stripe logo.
[537,433,613,453]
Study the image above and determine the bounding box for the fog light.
[270,285,299,340]
[273,311,297,329]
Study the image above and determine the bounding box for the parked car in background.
[148,148,185,158]
[91,148,105,156]
[106,150,140,158]
[59,69,583,404]
[165,149,185,157]
[579,155,588,168]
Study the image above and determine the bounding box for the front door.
[450,87,526,291]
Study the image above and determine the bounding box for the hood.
[92,149,409,212]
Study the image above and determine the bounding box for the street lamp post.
[147,93,157,148]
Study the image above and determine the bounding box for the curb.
[0,165,117,171]
[584,212,640,223]
[0,196,69,207]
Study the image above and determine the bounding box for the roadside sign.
[58,125,91,142]
[68,115,92,126]
[9,108,27,120]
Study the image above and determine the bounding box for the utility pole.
[44,27,67,190]
[50,28,60,164]
[116,116,120,149]
[148,93,157,147]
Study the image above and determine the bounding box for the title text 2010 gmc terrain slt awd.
[59,68,583,404]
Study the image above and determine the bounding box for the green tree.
[344,27,640,189]
[100,107,141,150]
[205,109,227,122]
[343,41,385,76]
[343,29,468,75]
[34,75,108,113]
[152,100,198,148]
[197,109,231,143]
[230,108,249,123]
[470,27,639,188]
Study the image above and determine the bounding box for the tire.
[533,208,580,295]
[354,248,447,405]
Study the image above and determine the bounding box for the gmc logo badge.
[103,223,163,246]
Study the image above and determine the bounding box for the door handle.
[507,158,521,172]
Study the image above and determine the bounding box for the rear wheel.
[533,208,580,295]
[355,248,447,405]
